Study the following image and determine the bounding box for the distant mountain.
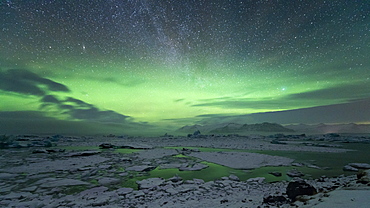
[177,124,205,132]
[210,122,294,133]
[206,123,243,133]
[285,123,370,134]
[177,122,294,134]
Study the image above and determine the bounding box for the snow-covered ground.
[0,134,369,207]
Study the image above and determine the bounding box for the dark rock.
[16,138,30,141]
[0,142,10,149]
[119,144,152,149]
[43,141,53,147]
[67,150,101,157]
[77,167,92,171]
[181,148,200,153]
[325,133,340,137]
[357,170,370,184]
[188,130,201,138]
[32,149,49,154]
[263,195,288,205]
[271,140,287,145]
[317,176,328,182]
[287,169,304,177]
[286,179,317,201]
[269,172,282,177]
[193,130,201,136]
[220,199,229,204]
[121,157,132,162]
[46,149,65,153]
[99,143,115,149]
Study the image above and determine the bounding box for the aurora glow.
[0,0,369,135]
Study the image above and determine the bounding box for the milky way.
[0,0,369,135]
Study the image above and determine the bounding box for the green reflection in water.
[121,159,249,189]
[165,143,370,181]
[248,143,370,178]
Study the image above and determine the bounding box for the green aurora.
[0,0,369,135]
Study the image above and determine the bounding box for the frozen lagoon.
[1,133,369,207]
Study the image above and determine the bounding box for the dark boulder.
[271,140,287,145]
[269,172,282,177]
[193,130,201,135]
[188,130,202,138]
[67,150,101,157]
[286,179,317,201]
[263,195,288,205]
[220,199,229,204]
[46,149,65,153]
[99,143,115,149]
[357,170,370,184]
[32,149,49,154]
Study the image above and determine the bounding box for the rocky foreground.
[0,134,369,207]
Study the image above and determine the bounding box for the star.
[0,0,369,135]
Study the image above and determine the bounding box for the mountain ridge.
[177,122,294,134]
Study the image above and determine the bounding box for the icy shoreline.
[0,134,369,207]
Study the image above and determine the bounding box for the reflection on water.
[58,143,370,189]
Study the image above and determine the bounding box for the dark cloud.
[192,97,303,110]
[40,96,130,124]
[287,82,370,100]
[68,107,130,123]
[40,95,61,109]
[63,97,130,123]
[0,69,70,96]
[0,69,134,125]
[193,98,370,125]
[65,97,93,107]
[41,95,60,103]
[174,98,185,103]
[192,82,370,110]
[59,105,74,110]
[0,111,155,136]
[196,113,234,118]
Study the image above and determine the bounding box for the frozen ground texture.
[0,134,369,207]
[188,151,294,169]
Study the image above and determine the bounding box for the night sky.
[0,0,369,135]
